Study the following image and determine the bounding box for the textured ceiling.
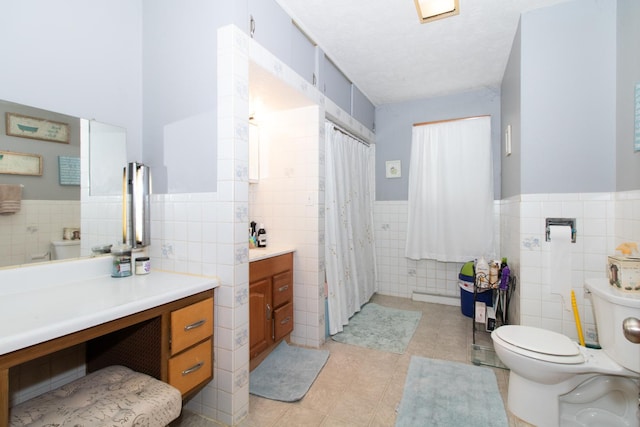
[276,0,570,106]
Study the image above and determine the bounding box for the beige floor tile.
[326,393,376,426]
[275,405,326,426]
[240,395,290,427]
[369,403,397,427]
[297,377,343,413]
[321,415,369,427]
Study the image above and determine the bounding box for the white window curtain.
[405,116,494,262]
[324,121,377,335]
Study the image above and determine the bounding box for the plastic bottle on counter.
[476,256,489,288]
[111,245,132,278]
[257,224,267,248]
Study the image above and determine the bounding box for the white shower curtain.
[324,122,377,335]
[405,116,494,262]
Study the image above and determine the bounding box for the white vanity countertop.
[0,257,218,355]
[249,246,296,262]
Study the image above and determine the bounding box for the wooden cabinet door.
[249,278,272,358]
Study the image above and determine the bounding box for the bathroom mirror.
[0,99,126,268]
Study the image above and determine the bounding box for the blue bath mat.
[249,341,329,402]
[331,303,422,354]
[396,356,508,427]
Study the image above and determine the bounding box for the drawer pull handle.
[182,361,204,376]
[280,316,291,325]
[278,284,289,293]
[184,319,206,331]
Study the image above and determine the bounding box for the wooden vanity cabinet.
[249,252,293,369]
[86,291,214,399]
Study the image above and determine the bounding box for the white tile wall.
[374,191,640,347]
[615,189,640,244]
[499,196,521,325]
[374,200,501,302]
[516,192,617,342]
[248,105,326,349]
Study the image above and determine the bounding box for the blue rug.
[331,303,422,354]
[249,341,329,402]
[396,356,508,427]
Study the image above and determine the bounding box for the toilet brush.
[571,290,585,346]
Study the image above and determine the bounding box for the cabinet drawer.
[273,301,293,342]
[250,252,293,281]
[168,338,212,396]
[171,297,213,355]
[272,270,292,307]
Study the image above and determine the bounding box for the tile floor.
[235,294,534,427]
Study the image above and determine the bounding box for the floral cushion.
[10,365,181,427]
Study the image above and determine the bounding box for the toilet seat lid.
[494,325,582,358]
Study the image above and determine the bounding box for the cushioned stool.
[10,365,182,427]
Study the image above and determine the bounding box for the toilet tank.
[586,278,640,374]
[50,240,81,260]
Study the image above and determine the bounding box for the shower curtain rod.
[413,114,490,127]
[331,123,370,147]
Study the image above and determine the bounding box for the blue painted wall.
[520,0,616,195]
[375,89,501,201]
[616,0,640,191]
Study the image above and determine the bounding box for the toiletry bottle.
[500,257,507,272]
[476,256,489,288]
[489,260,499,285]
[257,224,267,248]
[249,221,258,248]
[249,227,255,248]
[500,262,510,291]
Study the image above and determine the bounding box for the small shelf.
[470,271,515,370]
[471,272,516,346]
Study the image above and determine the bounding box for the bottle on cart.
[476,256,489,288]
[257,224,267,248]
[500,259,510,291]
[489,260,499,285]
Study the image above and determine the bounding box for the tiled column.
[212,25,251,425]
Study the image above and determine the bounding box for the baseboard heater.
[412,291,460,307]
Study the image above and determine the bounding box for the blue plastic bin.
[459,280,493,318]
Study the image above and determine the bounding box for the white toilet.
[491,278,640,427]
[50,240,81,260]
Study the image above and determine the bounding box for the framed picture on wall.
[385,160,401,178]
[58,156,80,185]
[6,113,70,144]
[0,150,43,176]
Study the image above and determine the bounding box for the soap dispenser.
[257,224,267,248]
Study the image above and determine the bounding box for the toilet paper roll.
[548,225,573,311]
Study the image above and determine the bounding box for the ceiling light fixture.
[414,0,459,23]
